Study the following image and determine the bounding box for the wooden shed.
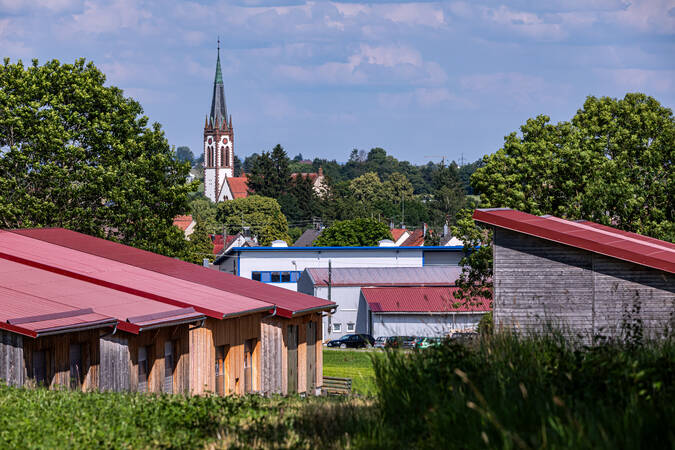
[0,229,334,395]
[473,209,675,340]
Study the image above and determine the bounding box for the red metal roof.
[0,258,204,337]
[9,228,335,318]
[473,209,675,274]
[306,266,462,287]
[361,287,491,313]
[226,177,249,199]
[0,231,273,319]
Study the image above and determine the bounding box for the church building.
[204,43,236,202]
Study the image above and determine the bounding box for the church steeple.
[210,39,228,127]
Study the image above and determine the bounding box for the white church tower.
[203,41,234,203]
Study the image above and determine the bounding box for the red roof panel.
[9,228,335,317]
[226,177,249,199]
[0,231,272,319]
[473,209,675,274]
[362,287,491,313]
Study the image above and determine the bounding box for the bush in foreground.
[372,333,675,449]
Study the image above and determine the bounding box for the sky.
[1,0,674,165]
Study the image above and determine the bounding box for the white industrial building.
[296,267,489,340]
[214,241,464,291]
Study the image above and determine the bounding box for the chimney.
[318,167,323,177]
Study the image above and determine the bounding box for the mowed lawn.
[323,349,378,396]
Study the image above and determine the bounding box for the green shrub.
[477,311,493,336]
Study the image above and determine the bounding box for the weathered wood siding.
[21,330,100,390]
[0,330,24,386]
[494,229,675,339]
[190,314,263,395]
[99,333,130,391]
[260,318,283,394]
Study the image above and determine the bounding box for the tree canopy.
[313,218,392,247]
[472,93,674,242]
[175,146,194,165]
[215,195,290,245]
[0,58,194,256]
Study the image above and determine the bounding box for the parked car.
[384,336,404,348]
[326,334,374,349]
[416,337,443,349]
[401,336,417,349]
[373,336,387,349]
[450,331,478,342]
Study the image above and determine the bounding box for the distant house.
[390,228,410,246]
[293,229,322,247]
[0,228,334,396]
[217,169,327,201]
[173,215,196,239]
[216,241,464,291]
[473,209,675,339]
[297,266,489,340]
[291,168,328,196]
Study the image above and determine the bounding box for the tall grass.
[372,333,675,449]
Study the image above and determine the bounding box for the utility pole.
[401,192,405,228]
[327,260,333,334]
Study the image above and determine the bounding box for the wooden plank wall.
[0,330,24,386]
[260,318,283,394]
[190,314,264,396]
[99,333,130,392]
[22,329,100,391]
[128,325,190,394]
[494,229,675,339]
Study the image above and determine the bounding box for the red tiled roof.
[9,228,335,317]
[473,209,675,274]
[172,215,194,231]
[211,234,238,255]
[390,228,407,241]
[226,177,249,199]
[401,229,424,246]
[362,287,491,313]
[291,173,318,182]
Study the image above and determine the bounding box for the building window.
[332,323,342,332]
[251,271,301,283]
[347,323,355,332]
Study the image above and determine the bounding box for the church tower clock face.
[203,40,234,203]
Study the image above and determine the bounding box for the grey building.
[473,208,675,340]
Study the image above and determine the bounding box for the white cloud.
[607,0,675,34]
[68,0,152,34]
[597,68,675,93]
[460,72,569,107]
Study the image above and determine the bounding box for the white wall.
[310,286,363,341]
[237,249,424,291]
[371,313,484,338]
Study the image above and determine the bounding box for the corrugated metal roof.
[361,287,491,313]
[0,258,204,337]
[0,231,272,319]
[306,266,462,287]
[9,228,335,318]
[473,209,675,274]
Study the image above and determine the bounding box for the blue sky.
[1,0,674,164]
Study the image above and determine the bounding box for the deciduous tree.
[314,218,391,247]
[216,195,290,245]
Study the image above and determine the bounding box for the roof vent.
[378,239,395,247]
[271,240,288,247]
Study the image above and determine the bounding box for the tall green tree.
[349,172,383,202]
[472,93,674,241]
[216,195,290,245]
[175,146,194,164]
[0,58,193,256]
[185,218,215,264]
[246,144,291,198]
[314,218,392,247]
[429,163,466,226]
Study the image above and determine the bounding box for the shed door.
[306,321,316,394]
[287,325,298,394]
[215,345,229,396]
[138,346,148,392]
[69,343,82,390]
[32,350,47,386]
[164,341,174,394]
[244,339,255,393]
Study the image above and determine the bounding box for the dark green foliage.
[372,334,675,449]
[175,146,195,164]
[314,218,392,247]
[216,195,290,246]
[0,58,194,258]
[477,311,493,336]
[233,155,242,177]
[246,144,291,199]
[185,218,214,264]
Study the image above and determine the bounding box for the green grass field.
[322,349,378,396]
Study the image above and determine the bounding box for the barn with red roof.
[0,228,334,395]
[473,208,675,339]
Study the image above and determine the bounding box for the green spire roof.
[214,49,223,85]
[209,41,228,127]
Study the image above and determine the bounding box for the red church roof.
[362,286,491,313]
[473,209,675,274]
[9,228,335,318]
[226,177,249,199]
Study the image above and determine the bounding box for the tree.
[451,208,493,305]
[246,144,291,198]
[216,195,290,245]
[233,155,242,176]
[189,197,219,234]
[0,58,194,257]
[349,172,383,202]
[382,172,414,203]
[175,146,195,165]
[472,93,674,241]
[429,163,465,226]
[314,218,392,247]
[185,218,214,264]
